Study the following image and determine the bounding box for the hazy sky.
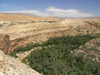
[0,0,100,17]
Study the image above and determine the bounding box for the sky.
[0,0,100,17]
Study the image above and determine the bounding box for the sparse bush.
[43,21,47,22]
[19,22,23,24]
[3,23,6,24]
[0,24,3,28]
[23,22,28,24]
[31,21,35,23]
[48,21,55,23]
[0,24,3,26]
[9,52,18,58]
[9,22,15,26]
[39,21,42,22]
[21,55,30,64]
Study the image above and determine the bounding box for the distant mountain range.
[2,13,100,19]
[54,16,100,19]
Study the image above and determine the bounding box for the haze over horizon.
[0,0,100,18]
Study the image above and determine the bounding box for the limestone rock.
[0,50,41,75]
[0,72,5,75]
[0,34,10,54]
[0,50,5,61]
[0,50,5,75]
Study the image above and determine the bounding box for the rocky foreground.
[0,50,41,75]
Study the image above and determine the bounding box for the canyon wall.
[9,29,70,54]
[0,29,73,54]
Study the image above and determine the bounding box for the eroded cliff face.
[0,34,10,54]
[8,29,69,54]
[0,29,69,54]
[1,24,100,54]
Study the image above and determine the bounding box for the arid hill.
[0,13,59,22]
[0,17,100,54]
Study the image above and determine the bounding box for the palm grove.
[10,33,100,75]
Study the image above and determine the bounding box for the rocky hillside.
[1,18,100,54]
[0,50,41,75]
[73,36,100,62]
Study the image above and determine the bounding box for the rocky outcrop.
[0,34,10,54]
[0,50,41,75]
[0,50,6,75]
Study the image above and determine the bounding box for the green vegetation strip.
[9,33,100,58]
